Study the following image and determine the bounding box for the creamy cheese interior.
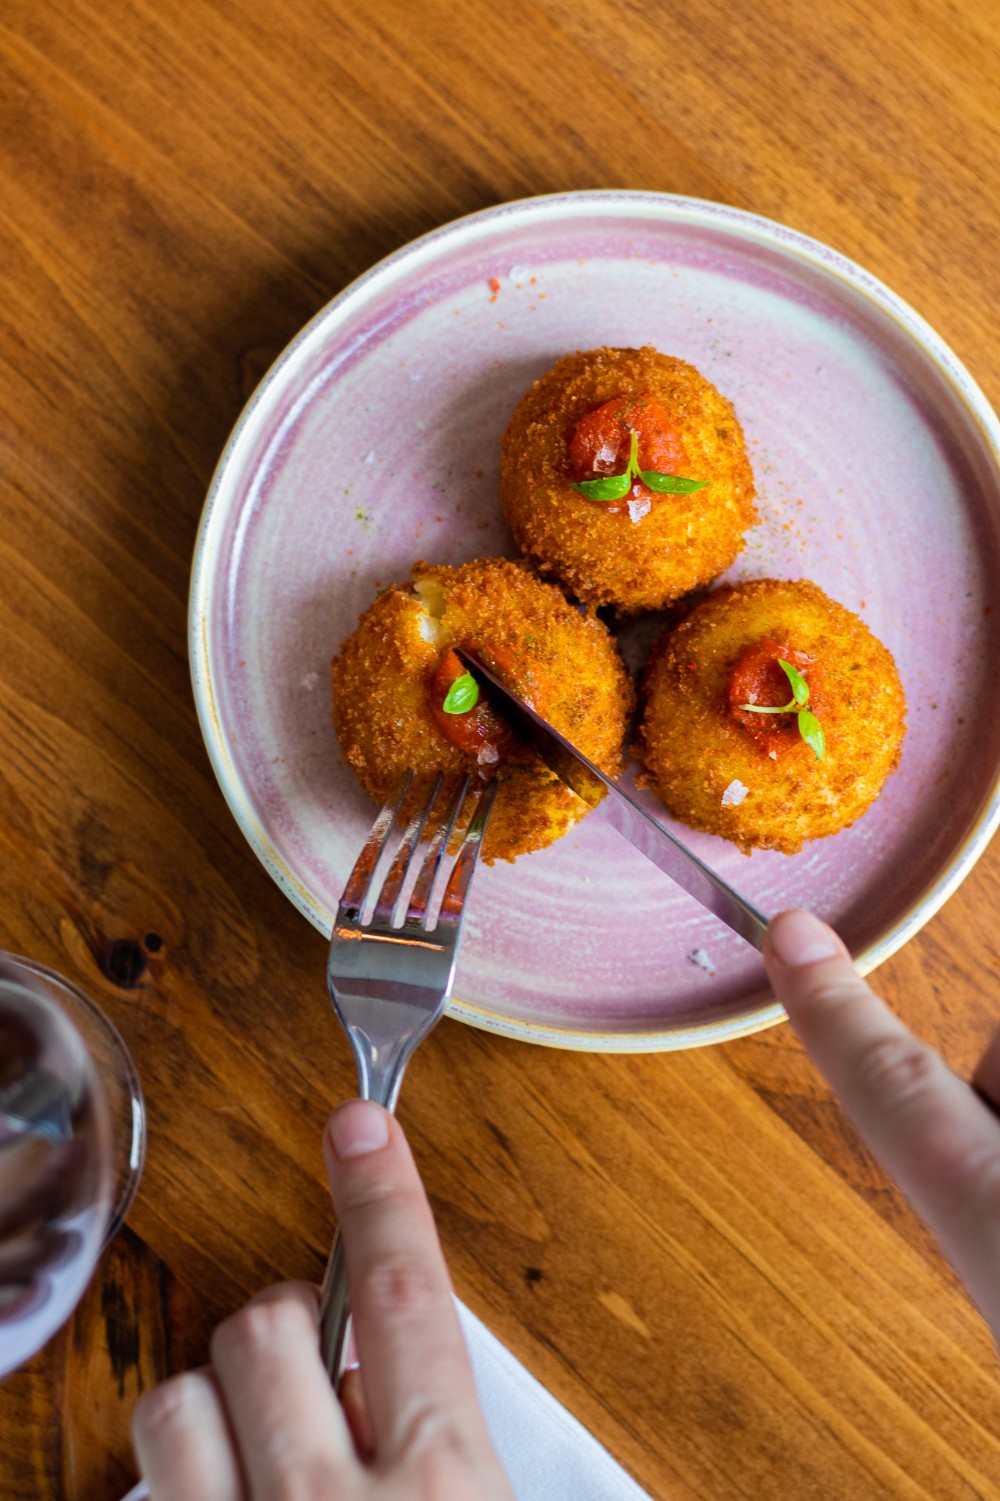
[412,578,449,647]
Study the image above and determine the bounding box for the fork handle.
[318,1064,411,1386]
[318,1233,351,1382]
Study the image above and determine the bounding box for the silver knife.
[456,649,769,951]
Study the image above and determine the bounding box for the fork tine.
[403,772,472,929]
[437,777,497,928]
[370,772,444,926]
[337,769,413,919]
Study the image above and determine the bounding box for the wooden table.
[2,0,999,1495]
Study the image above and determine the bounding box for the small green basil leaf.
[798,709,825,760]
[638,471,707,494]
[442,672,480,715]
[571,471,632,501]
[778,658,810,706]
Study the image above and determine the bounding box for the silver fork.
[317,768,496,1382]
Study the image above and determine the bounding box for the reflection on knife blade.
[456,648,769,952]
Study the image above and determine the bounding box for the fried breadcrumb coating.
[637,579,906,853]
[499,346,757,613]
[332,557,634,863]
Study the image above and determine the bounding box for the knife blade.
[456,648,769,951]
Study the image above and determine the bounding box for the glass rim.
[0,949,146,1239]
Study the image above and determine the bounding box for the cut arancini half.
[332,557,634,864]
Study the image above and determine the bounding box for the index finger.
[323,1101,501,1475]
[764,909,1000,1331]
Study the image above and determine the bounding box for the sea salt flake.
[299,672,319,691]
[626,495,651,523]
[768,750,777,760]
[477,745,499,766]
[363,450,376,464]
[688,947,716,975]
[721,778,749,806]
[508,264,529,281]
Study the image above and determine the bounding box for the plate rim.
[189,188,1000,1052]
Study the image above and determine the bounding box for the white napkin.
[122,1303,651,1501]
[458,1302,652,1501]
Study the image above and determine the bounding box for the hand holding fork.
[318,770,496,1382]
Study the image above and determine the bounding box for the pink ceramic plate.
[190,192,1000,1051]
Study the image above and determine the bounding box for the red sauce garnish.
[727,639,824,757]
[430,646,518,764]
[569,394,689,513]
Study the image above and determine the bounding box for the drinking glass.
[0,951,145,1378]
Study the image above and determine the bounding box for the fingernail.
[767,909,843,968]
[326,1100,390,1160]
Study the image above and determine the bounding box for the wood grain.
[1,0,999,1495]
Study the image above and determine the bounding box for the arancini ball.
[499,346,757,613]
[637,579,906,854]
[332,557,634,864]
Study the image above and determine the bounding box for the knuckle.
[801,977,872,1018]
[131,1372,204,1444]
[919,1140,1000,1231]
[338,1170,400,1219]
[971,1154,1000,1223]
[391,1398,474,1477]
[338,1175,429,1237]
[211,1293,305,1368]
[352,1249,441,1324]
[922,1136,999,1214]
[854,1031,939,1112]
[943,1141,1000,1216]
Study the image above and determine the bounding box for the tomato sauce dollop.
[569,394,690,512]
[430,647,519,764]
[727,639,823,757]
